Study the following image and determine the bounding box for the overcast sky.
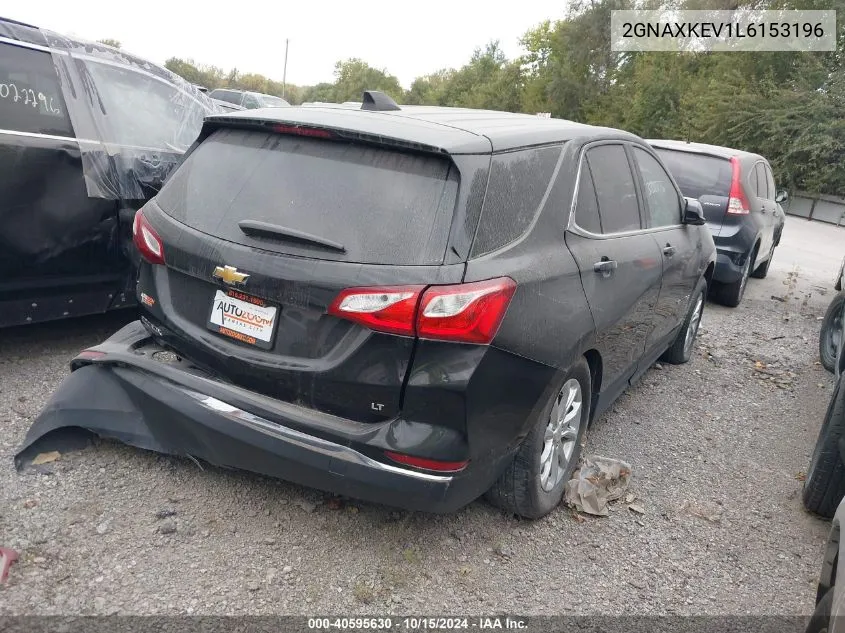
[7,1,567,88]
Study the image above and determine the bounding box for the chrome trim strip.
[0,128,183,153]
[0,128,78,142]
[0,36,64,55]
[181,390,454,484]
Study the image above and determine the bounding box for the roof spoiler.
[361,90,401,112]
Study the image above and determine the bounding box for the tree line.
[163,0,845,196]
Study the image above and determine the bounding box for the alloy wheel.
[683,294,704,357]
[539,378,582,492]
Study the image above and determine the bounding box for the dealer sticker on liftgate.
[207,289,278,350]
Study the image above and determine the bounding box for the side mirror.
[775,190,788,203]
[683,197,706,225]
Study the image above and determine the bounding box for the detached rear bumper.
[15,321,501,513]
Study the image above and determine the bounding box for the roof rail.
[361,91,400,112]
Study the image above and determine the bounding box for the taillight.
[132,209,165,265]
[384,451,469,473]
[328,277,516,344]
[417,277,516,344]
[727,157,750,215]
[328,286,424,337]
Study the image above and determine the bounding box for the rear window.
[155,128,459,265]
[653,148,731,199]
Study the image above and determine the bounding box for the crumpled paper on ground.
[564,455,632,516]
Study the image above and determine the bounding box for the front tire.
[820,293,845,373]
[661,280,706,365]
[803,375,845,518]
[486,359,591,519]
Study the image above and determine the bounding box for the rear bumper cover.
[14,321,502,513]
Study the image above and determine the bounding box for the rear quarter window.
[155,128,460,265]
[471,145,562,257]
[653,148,732,199]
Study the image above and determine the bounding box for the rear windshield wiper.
[238,220,346,253]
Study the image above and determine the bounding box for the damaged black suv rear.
[18,96,716,518]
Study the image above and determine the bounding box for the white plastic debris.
[564,455,632,516]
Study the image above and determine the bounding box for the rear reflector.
[132,209,166,265]
[74,350,106,362]
[384,451,469,473]
[727,156,750,215]
[328,277,516,344]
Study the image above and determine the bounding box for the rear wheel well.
[583,349,602,421]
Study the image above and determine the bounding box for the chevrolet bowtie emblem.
[213,265,249,286]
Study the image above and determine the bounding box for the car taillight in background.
[328,277,517,344]
[132,209,166,265]
[727,156,750,215]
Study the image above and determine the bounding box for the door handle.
[593,258,618,275]
[663,245,676,257]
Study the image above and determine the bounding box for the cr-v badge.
[213,265,249,286]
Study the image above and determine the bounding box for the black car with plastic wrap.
[18,95,716,519]
[0,16,224,327]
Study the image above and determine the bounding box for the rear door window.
[574,163,602,234]
[0,42,73,137]
[156,127,459,265]
[585,144,641,233]
[632,147,682,228]
[754,163,770,199]
[765,165,777,200]
[653,149,731,199]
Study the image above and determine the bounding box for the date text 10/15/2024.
[307,617,529,631]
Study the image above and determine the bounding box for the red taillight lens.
[327,285,424,337]
[272,124,334,139]
[384,451,469,473]
[132,209,165,265]
[417,277,516,344]
[328,278,517,344]
[727,156,750,215]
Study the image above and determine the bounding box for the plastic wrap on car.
[40,30,224,201]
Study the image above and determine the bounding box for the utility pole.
[282,39,289,99]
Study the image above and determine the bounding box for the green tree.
[331,58,404,102]
[97,38,121,49]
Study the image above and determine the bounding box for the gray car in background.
[650,140,787,307]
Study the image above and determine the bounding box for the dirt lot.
[1,216,843,616]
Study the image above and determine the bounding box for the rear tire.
[661,280,706,365]
[820,293,845,373]
[485,359,591,519]
[803,375,845,518]
[751,244,774,279]
[715,245,756,308]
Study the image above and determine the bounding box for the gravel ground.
[0,217,842,616]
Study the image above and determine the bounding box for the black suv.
[19,95,716,519]
[650,140,787,307]
[0,16,223,327]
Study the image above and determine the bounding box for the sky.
[6,1,567,88]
